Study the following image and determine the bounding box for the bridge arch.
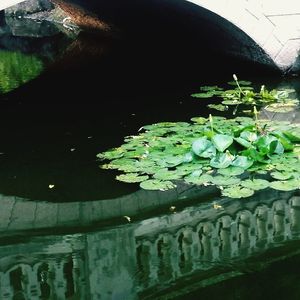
[186,0,300,73]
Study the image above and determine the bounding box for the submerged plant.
[0,50,43,93]
[191,74,299,114]
[97,115,300,198]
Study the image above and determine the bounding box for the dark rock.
[5,0,54,16]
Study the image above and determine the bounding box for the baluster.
[238,212,251,255]
[256,206,269,248]
[72,255,86,300]
[290,196,300,236]
[21,264,41,300]
[0,271,13,300]
[49,259,67,300]
[273,201,286,242]
[219,216,233,259]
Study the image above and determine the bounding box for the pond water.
[0,2,300,299]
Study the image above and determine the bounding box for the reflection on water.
[0,50,43,93]
[0,189,300,299]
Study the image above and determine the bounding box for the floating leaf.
[234,137,252,148]
[200,85,223,91]
[191,92,214,98]
[207,104,228,111]
[240,179,269,190]
[97,148,124,160]
[184,174,212,185]
[212,134,234,152]
[153,169,184,180]
[116,173,149,183]
[210,153,233,169]
[222,100,242,105]
[140,179,176,191]
[192,138,216,158]
[221,186,254,198]
[159,156,184,167]
[270,171,293,180]
[232,156,253,169]
[211,175,240,186]
[218,166,244,176]
[270,180,299,191]
[190,117,207,124]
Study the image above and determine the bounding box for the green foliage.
[191,75,299,113]
[0,50,43,93]
[98,116,300,197]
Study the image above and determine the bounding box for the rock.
[5,0,54,16]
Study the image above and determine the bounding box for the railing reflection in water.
[0,190,299,299]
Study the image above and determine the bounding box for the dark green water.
[0,3,300,299]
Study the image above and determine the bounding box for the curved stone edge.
[0,183,219,237]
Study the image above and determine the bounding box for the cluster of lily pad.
[191,75,299,113]
[97,115,300,198]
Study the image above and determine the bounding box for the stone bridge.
[2,0,300,72]
[0,188,300,299]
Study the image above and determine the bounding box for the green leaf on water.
[192,137,216,158]
[240,179,269,190]
[116,173,149,183]
[218,166,244,176]
[191,92,214,98]
[212,134,234,152]
[207,104,228,111]
[270,171,293,180]
[221,186,254,198]
[211,175,241,186]
[232,155,253,169]
[153,169,185,180]
[190,117,207,124]
[184,173,212,185]
[270,180,300,191]
[200,85,223,91]
[210,152,233,169]
[140,179,176,191]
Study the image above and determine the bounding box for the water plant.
[0,50,43,94]
[97,114,300,198]
[191,74,299,113]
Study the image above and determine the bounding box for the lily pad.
[212,134,234,152]
[140,179,176,191]
[200,85,223,91]
[211,175,241,186]
[270,180,300,191]
[210,152,233,169]
[232,156,253,169]
[190,117,207,124]
[191,92,214,98]
[218,166,244,176]
[184,174,213,185]
[192,138,216,158]
[153,169,185,180]
[116,173,149,183]
[221,186,254,198]
[240,179,269,190]
[207,104,228,111]
[270,171,293,180]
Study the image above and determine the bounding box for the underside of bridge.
[1,0,283,75]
